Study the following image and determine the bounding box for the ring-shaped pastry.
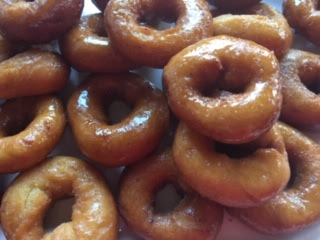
[173,122,290,208]
[119,148,224,240]
[0,95,66,173]
[229,122,320,234]
[0,156,118,239]
[60,13,137,73]
[105,0,213,68]
[67,73,170,167]
[0,0,84,43]
[163,35,282,144]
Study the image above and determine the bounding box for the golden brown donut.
[67,73,170,167]
[212,0,261,9]
[280,49,320,126]
[91,0,109,11]
[0,95,66,173]
[0,0,84,44]
[60,13,137,73]
[283,0,320,45]
[119,148,224,240]
[212,3,293,58]
[0,49,70,99]
[1,156,118,240]
[163,35,282,144]
[105,0,213,68]
[230,122,320,234]
[173,122,290,208]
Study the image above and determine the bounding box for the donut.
[0,0,84,43]
[0,95,66,173]
[60,13,137,73]
[163,35,282,144]
[229,122,320,234]
[173,122,290,208]
[280,49,320,126]
[119,148,224,240]
[67,73,170,167]
[212,3,292,58]
[0,156,118,239]
[283,0,320,45]
[91,0,109,11]
[105,0,213,68]
[212,0,261,9]
[0,49,70,99]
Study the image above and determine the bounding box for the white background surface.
[1,0,320,239]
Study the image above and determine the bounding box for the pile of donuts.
[0,0,320,239]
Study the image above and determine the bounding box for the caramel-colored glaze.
[0,156,118,240]
[163,36,282,144]
[105,0,213,68]
[212,3,293,58]
[60,13,138,73]
[0,49,70,99]
[173,122,289,208]
[91,0,109,11]
[283,0,320,45]
[67,73,170,167]
[212,0,261,9]
[229,122,320,234]
[119,148,224,240]
[280,49,320,126]
[0,95,66,173]
[0,0,84,44]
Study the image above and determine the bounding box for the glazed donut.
[283,0,320,45]
[163,35,282,144]
[280,49,320,126]
[0,95,66,173]
[60,13,137,73]
[212,0,261,9]
[67,73,170,167]
[105,0,213,68]
[119,148,224,240]
[91,0,109,11]
[0,49,70,99]
[0,156,118,240]
[173,122,289,208]
[0,0,84,44]
[230,122,320,234]
[212,3,292,58]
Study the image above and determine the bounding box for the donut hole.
[2,113,33,137]
[285,158,297,190]
[154,182,184,214]
[139,13,177,30]
[88,15,108,38]
[44,197,75,232]
[103,98,132,125]
[305,80,320,94]
[214,142,258,158]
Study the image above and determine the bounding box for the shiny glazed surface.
[173,122,290,208]
[0,0,84,43]
[212,0,261,9]
[119,148,224,240]
[230,122,320,234]
[163,35,282,144]
[0,47,70,99]
[0,95,66,173]
[67,73,170,167]
[105,0,213,68]
[283,0,320,45]
[0,156,118,240]
[60,13,137,73]
[212,3,293,58]
[280,49,320,126]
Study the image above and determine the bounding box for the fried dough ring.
[173,122,290,208]
[163,36,282,144]
[280,49,320,126]
[212,3,292,58]
[0,0,84,43]
[119,148,224,240]
[60,13,137,73]
[67,73,170,167]
[0,156,118,240]
[105,0,213,68]
[283,0,320,45]
[212,0,261,9]
[0,95,66,173]
[0,48,70,99]
[230,122,320,234]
